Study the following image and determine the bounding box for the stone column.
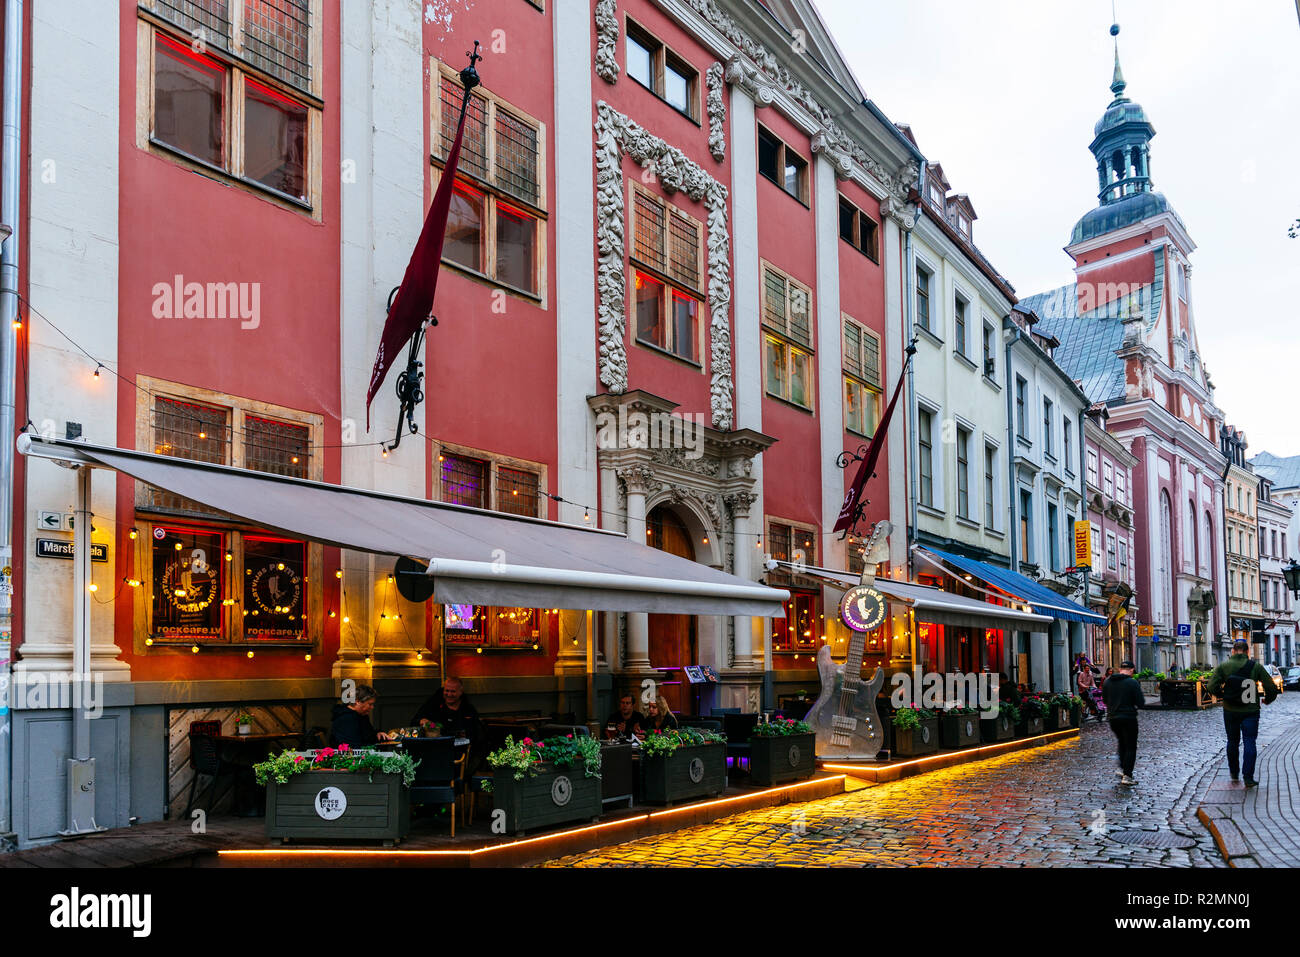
[620,465,654,671]
[726,491,759,668]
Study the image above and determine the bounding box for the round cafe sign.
[314,787,347,820]
[839,585,885,633]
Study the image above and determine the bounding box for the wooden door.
[648,506,697,716]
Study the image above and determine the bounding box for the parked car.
[1284,667,1300,691]
[1264,664,1285,694]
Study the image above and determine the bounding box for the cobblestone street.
[543,695,1300,867]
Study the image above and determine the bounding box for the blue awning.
[918,547,1107,625]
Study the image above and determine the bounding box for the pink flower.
[337,743,350,752]
[537,742,545,748]
[566,734,573,739]
[522,737,533,745]
[294,756,305,764]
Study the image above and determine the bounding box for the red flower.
[337,743,350,752]
[537,742,545,748]
[566,734,573,739]
[522,737,533,745]
[294,755,305,764]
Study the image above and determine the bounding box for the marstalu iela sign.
[36,538,108,562]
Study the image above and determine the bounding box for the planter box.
[1139,680,1160,697]
[893,714,940,757]
[1016,713,1045,737]
[749,733,816,786]
[980,712,1016,742]
[1042,704,1073,732]
[492,760,602,836]
[641,743,727,804]
[1161,679,1211,710]
[266,770,409,845]
[939,712,981,749]
[1069,703,1083,728]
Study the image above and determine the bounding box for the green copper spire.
[1110,23,1126,98]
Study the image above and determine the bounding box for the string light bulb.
[364,656,371,665]
[129,528,138,540]
[174,542,183,551]
[335,569,343,579]
[328,610,336,619]
[304,653,312,661]
[145,637,153,646]
[246,650,255,659]
[92,363,102,379]
[87,583,98,593]
[191,645,200,653]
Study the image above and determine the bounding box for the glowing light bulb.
[225,551,233,562]
[364,656,371,665]
[129,529,138,540]
[174,542,183,551]
[246,651,255,659]
[145,637,153,646]
[87,583,98,593]
[329,610,336,618]
[343,616,350,624]
[191,645,200,653]
[304,653,312,661]
[416,652,423,661]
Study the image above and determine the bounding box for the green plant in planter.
[1048,694,1074,711]
[253,745,419,787]
[750,718,812,737]
[1069,695,1084,709]
[1019,696,1046,719]
[236,711,253,726]
[1153,672,1167,682]
[892,707,935,730]
[640,726,726,758]
[485,734,602,781]
[999,702,1021,725]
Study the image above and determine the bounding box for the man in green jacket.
[1207,638,1279,787]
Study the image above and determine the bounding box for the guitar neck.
[844,631,867,680]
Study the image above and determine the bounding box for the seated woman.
[641,695,679,734]
[329,685,394,747]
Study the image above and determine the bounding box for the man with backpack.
[1102,660,1144,785]
[1207,638,1280,787]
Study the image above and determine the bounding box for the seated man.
[605,693,644,739]
[330,685,394,747]
[412,676,483,750]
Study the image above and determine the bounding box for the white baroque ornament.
[594,0,619,84]
[694,0,918,203]
[593,101,735,429]
[706,63,726,161]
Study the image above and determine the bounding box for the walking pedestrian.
[1207,638,1279,787]
[1102,659,1143,785]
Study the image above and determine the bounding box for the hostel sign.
[1073,520,1091,569]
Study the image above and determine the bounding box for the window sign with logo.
[151,526,223,640]
[243,536,306,640]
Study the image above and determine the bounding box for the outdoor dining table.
[215,732,304,816]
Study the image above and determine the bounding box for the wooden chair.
[184,720,234,815]
[404,737,469,837]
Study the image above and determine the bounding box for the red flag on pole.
[365,63,476,429]
[833,347,913,534]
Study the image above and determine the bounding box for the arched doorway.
[647,504,698,716]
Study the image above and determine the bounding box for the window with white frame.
[953,295,969,357]
[1106,530,1117,571]
[434,68,545,297]
[915,264,932,333]
[984,444,997,529]
[1119,538,1128,580]
[1042,398,1054,457]
[918,408,934,508]
[1087,449,1099,487]
[981,320,996,377]
[1091,521,1102,570]
[842,316,881,437]
[1103,461,1113,497]
[631,185,703,363]
[141,0,320,209]
[956,426,971,520]
[763,264,813,409]
[1063,419,1073,473]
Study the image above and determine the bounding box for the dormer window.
[957,213,970,239]
[928,183,944,210]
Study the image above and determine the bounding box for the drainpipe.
[0,0,26,842]
[1003,318,1022,682]
[904,162,924,580]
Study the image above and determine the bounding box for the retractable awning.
[18,435,789,616]
[769,561,1052,630]
[916,546,1106,625]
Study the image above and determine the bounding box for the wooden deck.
[0,773,848,868]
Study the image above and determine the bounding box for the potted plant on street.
[254,744,418,845]
[1043,695,1073,732]
[485,734,603,835]
[1135,669,1161,698]
[1068,694,1084,728]
[938,706,981,749]
[892,707,939,757]
[640,727,727,804]
[980,702,1018,742]
[748,717,816,785]
[1016,695,1046,736]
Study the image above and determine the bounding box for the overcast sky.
[814,0,1300,457]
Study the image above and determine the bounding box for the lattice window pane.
[632,191,666,274]
[666,211,700,291]
[244,415,309,478]
[441,454,487,508]
[769,523,792,564]
[788,283,810,346]
[496,467,539,517]
[439,78,489,181]
[241,0,311,93]
[494,107,540,207]
[862,330,880,387]
[843,321,861,378]
[763,270,786,332]
[150,397,230,514]
[153,0,232,53]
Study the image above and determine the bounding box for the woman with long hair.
[643,694,678,733]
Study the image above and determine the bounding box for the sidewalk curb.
[1195,806,1258,867]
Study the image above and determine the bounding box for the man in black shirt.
[330,685,395,747]
[605,693,644,739]
[412,676,483,747]
[1102,660,1144,785]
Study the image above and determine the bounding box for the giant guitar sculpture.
[805,521,892,760]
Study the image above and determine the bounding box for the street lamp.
[1283,559,1300,599]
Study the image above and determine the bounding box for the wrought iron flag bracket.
[384,282,437,454]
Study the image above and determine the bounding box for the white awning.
[769,562,1052,630]
[18,435,789,617]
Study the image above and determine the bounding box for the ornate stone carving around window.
[593,101,735,429]
[594,0,619,84]
[705,62,726,161]
[723,55,778,107]
[618,463,658,496]
[811,129,853,180]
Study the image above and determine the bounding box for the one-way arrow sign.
[38,510,62,530]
